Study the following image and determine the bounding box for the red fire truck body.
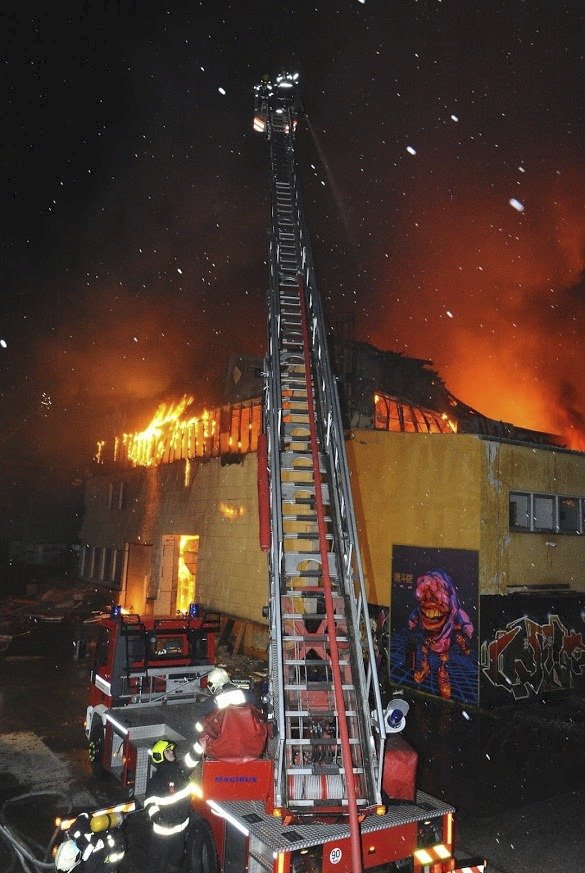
[85,610,219,796]
[190,774,469,873]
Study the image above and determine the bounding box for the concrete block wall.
[149,456,268,624]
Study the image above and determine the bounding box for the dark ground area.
[0,624,584,873]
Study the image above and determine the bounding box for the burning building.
[79,343,585,704]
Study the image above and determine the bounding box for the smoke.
[368,159,585,448]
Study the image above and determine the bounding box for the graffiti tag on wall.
[480,614,585,700]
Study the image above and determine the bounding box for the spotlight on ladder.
[384,696,410,733]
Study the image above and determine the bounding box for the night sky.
[2,1,584,540]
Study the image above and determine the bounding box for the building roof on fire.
[224,339,562,449]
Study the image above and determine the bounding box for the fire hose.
[0,791,72,873]
[0,794,135,873]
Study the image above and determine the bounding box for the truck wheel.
[89,718,105,778]
[185,819,218,873]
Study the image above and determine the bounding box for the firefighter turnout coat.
[143,759,193,837]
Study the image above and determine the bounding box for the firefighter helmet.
[206,667,230,694]
[55,839,81,872]
[150,740,175,764]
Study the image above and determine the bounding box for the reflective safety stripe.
[152,818,189,836]
[82,839,104,862]
[185,751,200,768]
[452,858,486,873]
[147,804,160,818]
[216,689,246,710]
[144,784,193,807]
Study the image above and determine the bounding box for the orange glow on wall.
[219,502,246,520]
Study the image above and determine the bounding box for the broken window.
[509,492,530,531]
[559,497,580,534]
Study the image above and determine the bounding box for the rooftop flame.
[97,394,262,467]
[120,395,213,467]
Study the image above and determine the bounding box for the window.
[108,481,126,510]
[112,548,124,585]
[509,492,584,534]
[95,628,111,669]
[80,544,92,578]
[148,635,186,658]
[559,497,581,534]
[533,495,555,531]
[509,492,530,531]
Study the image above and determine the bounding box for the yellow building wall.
[136,456,268,624]
[100,430,584,624]
[481,440,585,593]
[346,432,483,606]
[188,455,268,624]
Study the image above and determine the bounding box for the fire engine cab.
[85,607,219,796]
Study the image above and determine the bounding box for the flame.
[97,396,262,467]
[440,412,458,433]
[122,395,196,466]
[177,535,198,615]
[373,393,455,434]
[369,166,585,450]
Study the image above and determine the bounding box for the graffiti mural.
[480,600,585,703]
[390,546,479,705]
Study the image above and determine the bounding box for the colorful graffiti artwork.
[480,613,585,701]
[390,546,479,705]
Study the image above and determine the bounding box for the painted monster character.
[408,569,473,699]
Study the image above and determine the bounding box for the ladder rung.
[282,634,348,643]
[286,738,359,746]
[282,613,345,622]
[285,767,365,776]
[284,683,354,692]
[283,533,334,541]
[284,657,348,664]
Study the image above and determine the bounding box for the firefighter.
[184,667,268,769]
[143,740,193,873]
[54,812,125,873]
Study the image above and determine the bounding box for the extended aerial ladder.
[254,72,387,849]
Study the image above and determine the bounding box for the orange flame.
[95,397,267,467]
[177,534,198,614]
[122,396,195,466]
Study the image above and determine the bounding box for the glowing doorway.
[158,534,199,615]
[177,535,199,614]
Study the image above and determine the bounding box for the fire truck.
[183,73,485,873]
[85,608,219,795]
[82,71,486,873]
